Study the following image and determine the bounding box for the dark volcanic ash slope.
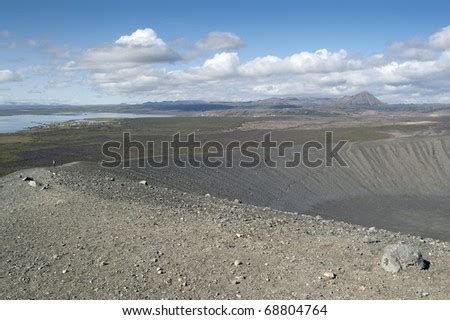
[0,163,449,299]
[130,136,450,240]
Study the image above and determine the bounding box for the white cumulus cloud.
[195,51,240,78]
[239,49,361,77]
[115,28,166,47]
[195,31,244,51]
[62,24,450,103]
[388,39,436,61]
[0,70,21,83]
[67,28,180,71]
[429,25,450,49]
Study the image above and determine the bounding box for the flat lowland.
[0,162,449,299]
[3,111,449,176]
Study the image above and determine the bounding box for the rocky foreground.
[1,162,449,299]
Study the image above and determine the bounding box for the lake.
[0,112,173,133]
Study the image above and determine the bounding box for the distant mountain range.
[143,100,208,106]
[8,92,450,114]
[143,91,385,110]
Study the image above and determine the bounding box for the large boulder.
[381,244,429,273]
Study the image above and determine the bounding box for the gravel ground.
[1,162,449,299]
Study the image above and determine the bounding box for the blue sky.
[1,0,450,104]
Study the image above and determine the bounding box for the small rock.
[139,180,148,186]
[315,215,323,220]
[368,227,376,233]
[362,235,379,243]
[205,193,211,198]
[233,199,241,204]
[417,291,430,297]
[232,275,245,284]
[381,244,429,273]
[62,269,68,274]
[323,272,336,279]
[22,176,33,181]
[28,181,37,187]
[422,238,436,245]
[233,260,242,266]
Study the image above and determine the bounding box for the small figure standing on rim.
[52,160,56,167]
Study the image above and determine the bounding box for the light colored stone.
[323,272,336,279]
[381,244,427,273]
[362,235,379,243]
